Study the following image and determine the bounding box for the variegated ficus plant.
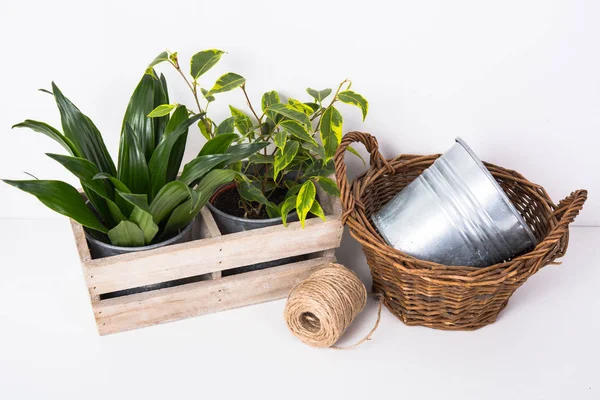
[3,68,267,247]
[148,49,368,227]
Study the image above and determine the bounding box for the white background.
[0,0,597,224]
[0,1,598,399]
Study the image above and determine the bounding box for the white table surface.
[0,219,597,399]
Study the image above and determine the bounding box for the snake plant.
[4,67,267,247]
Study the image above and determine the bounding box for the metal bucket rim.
[207,184,298,225]
[454,137,538,245]
[84,221,194,253]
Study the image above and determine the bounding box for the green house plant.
[148,49,368,234]
[4,68,266,257]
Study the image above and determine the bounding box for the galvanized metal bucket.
[372,138,538,267]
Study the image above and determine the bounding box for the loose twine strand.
[284,263,383,349]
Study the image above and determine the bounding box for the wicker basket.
[334,132,588,330]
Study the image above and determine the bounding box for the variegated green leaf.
[337,90,368,121]
[190,49,225,80]
[347,145,366,166]
[309,199,326,221]
[296,180,316,228]
[319,106,343,159]
[261,90,280,122]
[288,99,313,115]
[274,130,287,149]
[208,73,246,95]
[279,195,297,226]
[201,88,215,102]
[280,120,316,144]
[229,106,253,135]
[316,176,340,197]
[217,116,236,135]
[273,141,300,179]
[267,103,311,126]
[306,88,332,103]
[145,51,170,77]
[148,104,176,118]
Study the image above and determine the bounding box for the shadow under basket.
[334,131,588,331]
[70,178,343,335]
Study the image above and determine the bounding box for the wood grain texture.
[94,252,336,335]
[85,215,342,296]
[197,207,222,280]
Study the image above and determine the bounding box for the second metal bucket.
[372,138,537,267]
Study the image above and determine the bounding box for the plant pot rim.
[84,221,194,253]
[208,182,297,225]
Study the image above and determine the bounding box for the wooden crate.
[70,184,342,335]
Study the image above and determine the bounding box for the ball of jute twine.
[284,263,383,349]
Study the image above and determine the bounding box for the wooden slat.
[85,215,342,296]
[197,207,222,280]
[70,219,92,264]
[94,253,336,335]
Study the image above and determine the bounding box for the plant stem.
[241,84,262,124]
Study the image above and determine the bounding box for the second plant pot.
[207,183,303,276]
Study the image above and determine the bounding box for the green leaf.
[117,191,149,211]
[267,103,311,127]
[319,106,343,159]
[273,141,300,179]
[304,102,320,114]
[148,114,202,198]
[309,199,326,221]
[280,120,317,144]
[279,195,297,226]
[199,133,238,156]
[296,180,316,228]
[266,202,281,219]
[238,180,269,205]
[208,73,246,95]
[301,141,326,160]
[179,142,268,185]
[347,145,366,166]
[120,74,156,160]
[46,153,112,199]
[145,51,170,77]
[306,88,332,102]
[107,220,145,247]
[45,153,119,225]
[12,120,80,157]
[337,90,368,121]
[93,173,131,194]
[273,130,287,149]
[51,83,116,175]
[190,49,225,80]
[149,181,192,224]
[148,104,176,118]
[129,207,159,244]
[2,179,107,233]
[288,99,314,115]
[216,116,236,135]
[248,154,274,164]
[164,105,190,182]
[201,88,215,102]
[316,176,340,197]
[118,123,151,196]
[161,169,236,238]
[261,91,280,122]
[153,74,171,144]
[229,106,253,135]
[198,120,211,140]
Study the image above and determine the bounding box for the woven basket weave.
[334,132,587,330]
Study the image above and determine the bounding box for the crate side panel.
[94,254,336,335]
[86,216,342,296]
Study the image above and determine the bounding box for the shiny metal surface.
[372,138,538,267]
